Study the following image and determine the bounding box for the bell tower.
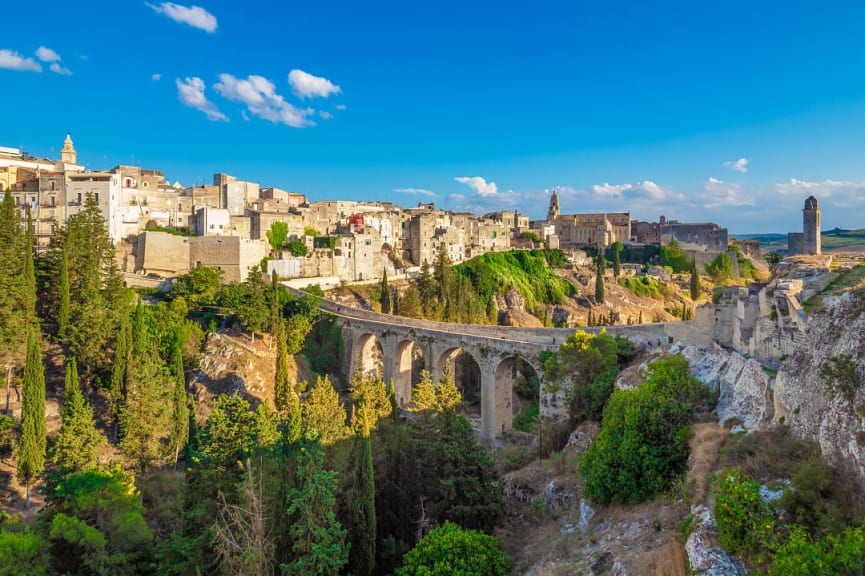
[803,196,821,255]
[60,133,77,165]
[547,189,560,221]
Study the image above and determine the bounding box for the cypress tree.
[690,260,700,301]
[109,314,130,442]
[612,242,622,278]
[58,248,70,342]
[17,326,46,507]
[51,357,101,478]
[0,190,25,373]
[380,269,391,314]
[301,375,348,445]
[22,207,36,327]
[350,411,376,576]
[595,249,605,305]
[170,340,189,466]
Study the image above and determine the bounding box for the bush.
[580,356,715,505]
[396,522,508,576]
[714,470,775,559]
[705,253,734,283]
[618,276,669,300]
[660,241,694,273]
[769,523,865,576]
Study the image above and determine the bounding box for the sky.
[2,1,865,233]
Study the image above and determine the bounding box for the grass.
[513,403,539,433]
[719,426,818,483]
[454,249,577,308]
[618,276,670,300]
[804,261,865,311]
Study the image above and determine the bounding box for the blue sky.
[3,1,865,233]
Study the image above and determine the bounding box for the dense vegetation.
[378,246,575,324]
[659,240,694,273]
[579,356,715,505]
[617,276,670,300]
[0,188,508,575]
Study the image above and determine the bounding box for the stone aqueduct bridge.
[286,288,712,441]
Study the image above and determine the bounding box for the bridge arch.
[494,355,543,435]
[392,339,426,409]
[351,332,384,380]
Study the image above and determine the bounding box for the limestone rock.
[685,506,744,576]
[501,308,544,328]
[577,498,595,530]
[773,290,865,485]
[679,344,774,430]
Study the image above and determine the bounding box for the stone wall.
[137,231,191,276]
[189,236,268,283]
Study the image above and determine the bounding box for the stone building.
[546,190,630,248]
[803,196,821,255]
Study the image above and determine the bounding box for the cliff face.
[773,289,865,484]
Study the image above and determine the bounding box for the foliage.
[580,356,715,505]
[690,261,701,300]
[396,522,507,576]
[610,241,623,277]
[266,221,289,251]
[303,314,343,376]
[618,276,669,300]
[714,470,775,559]
[0,189,28,368]
[519,231,541,243]
[380,268,391,314]
[286,239,308,257]
[0,414,15,460]
[769,523,865,576]
[170,266,223,307]
[595,250,605,304]
[659,240,694,273]
[18,326,46,505]
[0,529,51,576]
[705,252,734,283]
[302,375,348,445]
[728,243,759,280]
[50,357,102,481]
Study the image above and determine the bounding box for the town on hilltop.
[0,134,823,286]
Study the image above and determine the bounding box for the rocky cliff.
[773,288,865,484]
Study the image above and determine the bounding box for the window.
[50,196,55,206]
[94,193,99,203]
[49,181,55,191]
[77,193,82,204]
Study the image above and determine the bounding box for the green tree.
[50,357,101,479]
[301,375,348,445]
[274,319,295,413]
[410,370,437,412]
[286,239,308,257]
[595,249,605,304]
[58,248,70,341]
[266,221,289,251]
[171,265,223,306]
[22,208,36,328]
[436,361,462,412]
[705,252,734,283]
[396,522,507,576]
[714,470,775,559]
[434,242,452,305]
[380,269,391,314]
[108,313,130,442]
[17,326,46,507]
[690,260,701,300]
[611,241,623,278]
[284,441,349,575]
[169,339,188,466]
[348,412,377,576]
[0,190,26,370]
[0,530,51,576]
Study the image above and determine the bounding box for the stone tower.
[60,133,76,165]
[547,189,560,221]
[803,195,821,255]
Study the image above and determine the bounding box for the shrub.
[659,240,694,273]
[618,276,669,300]
[714,470,775,560]
[580,356,715,505]
[705,252,734,283]
[396,522,508,576]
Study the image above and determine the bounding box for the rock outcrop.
[773,289,865,484]
[678,343,774,430]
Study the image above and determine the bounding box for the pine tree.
[51,357,101,478]
[595,249,605,305]
[436,360,462,412]
[17,326,46,508]
[380,269,391,314]
[284,441,349,575]
[410,370,437,412]
[58,248,70,342]
[170,340,188,466]
[301,375,348,445]
[22,207,36,327]
[690,260,700,301]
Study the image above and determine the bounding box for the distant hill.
[733,229,865,250]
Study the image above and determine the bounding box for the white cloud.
[35,46,60,62]
[723,157,750,173]
[455,176,498,197]
[288,69,341,99]
[151,73,162,81]
[699,176,754,208]
[0,49,41,72]
[175,77,228,121]
[319,111,333,120]
[49,63,72,75]
[147,2,217,33]
[215,73,314,127]
[394,187,435,197]
[335,104,346,110]
[592,182,633,197]
[775,178,865,209]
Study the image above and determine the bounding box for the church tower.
[803,195,821,255]
[547,189,560,221]
[60,133,77,165]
